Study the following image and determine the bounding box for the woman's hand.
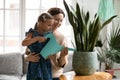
[25,53,40,62]
[56,47,68,67]
[60,47,68,57]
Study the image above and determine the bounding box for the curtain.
[98,0,114,21]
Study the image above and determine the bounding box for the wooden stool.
[60,71,112,80]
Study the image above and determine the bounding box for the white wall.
[80,0,99,17]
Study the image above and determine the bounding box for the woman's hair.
[34,13,53,30]
[47,7,65,17]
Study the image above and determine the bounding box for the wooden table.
[60,71,112,80]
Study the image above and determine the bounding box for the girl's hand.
[37,36,47,43]
[26,53,40,62]
[60,47,68,57]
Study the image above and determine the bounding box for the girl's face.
[52,13,64,31]
[37,19,54,33]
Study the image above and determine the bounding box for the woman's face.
[52,13,64,31]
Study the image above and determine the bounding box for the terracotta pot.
[105,69,114,76]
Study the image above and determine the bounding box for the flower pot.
[72,51,98,76]
[105,69,114,76]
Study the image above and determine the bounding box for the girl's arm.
[22,32,46,46]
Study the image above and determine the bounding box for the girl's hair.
[34,13,53,30]
[47,7,65,17]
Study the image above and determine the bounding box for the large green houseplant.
[63,0,117,75]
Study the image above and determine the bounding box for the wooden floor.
[59,71,112,80]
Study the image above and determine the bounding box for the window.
[0,0,73,54]
[0,0,20,53]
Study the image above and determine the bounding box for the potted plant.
[97,23,120,77]
[63,0,117,75]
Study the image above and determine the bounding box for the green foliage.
[63,0,117,52]
[109,23,120,51]
[97,23,120,69]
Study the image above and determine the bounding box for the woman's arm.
[57,47,68,67]
[24,47,40,62]
[24,52,40,62]
[52,32,68,67]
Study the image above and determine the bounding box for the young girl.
[22,13,54,80]
[25,8,68,80]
